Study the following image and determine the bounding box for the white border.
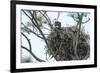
[16,4,94,69]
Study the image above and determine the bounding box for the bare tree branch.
[32,12,59,61]
[21,46,45,62]
[73,13,84,60]
[22,10,58,61]
[56,12,60,21]
[42,26,51,31]
[21,22,45,40]
[21,32,32,51]
[22,10,32,20]
[39,11,53,29]
[82,18,90,24]
[27,10,35,20]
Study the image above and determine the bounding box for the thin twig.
[21,46,45,62]
[21,22,44,40]
[56,12,60,21]
[22,10,57,61]
[42,26,51,31]
[82,18,90,24]
[40,11,53,29]
[21,32,32,51]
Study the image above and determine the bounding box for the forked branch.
[21,46,45,62]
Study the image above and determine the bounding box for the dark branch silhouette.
[39,11,53,29]
[21,32,45,62]
[82,18,90,24]
[22,10,58,61]
[21,46,45,62]
[21,32,32,51]
[21,22,45,40]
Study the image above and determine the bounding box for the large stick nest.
[46,26,90,61]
